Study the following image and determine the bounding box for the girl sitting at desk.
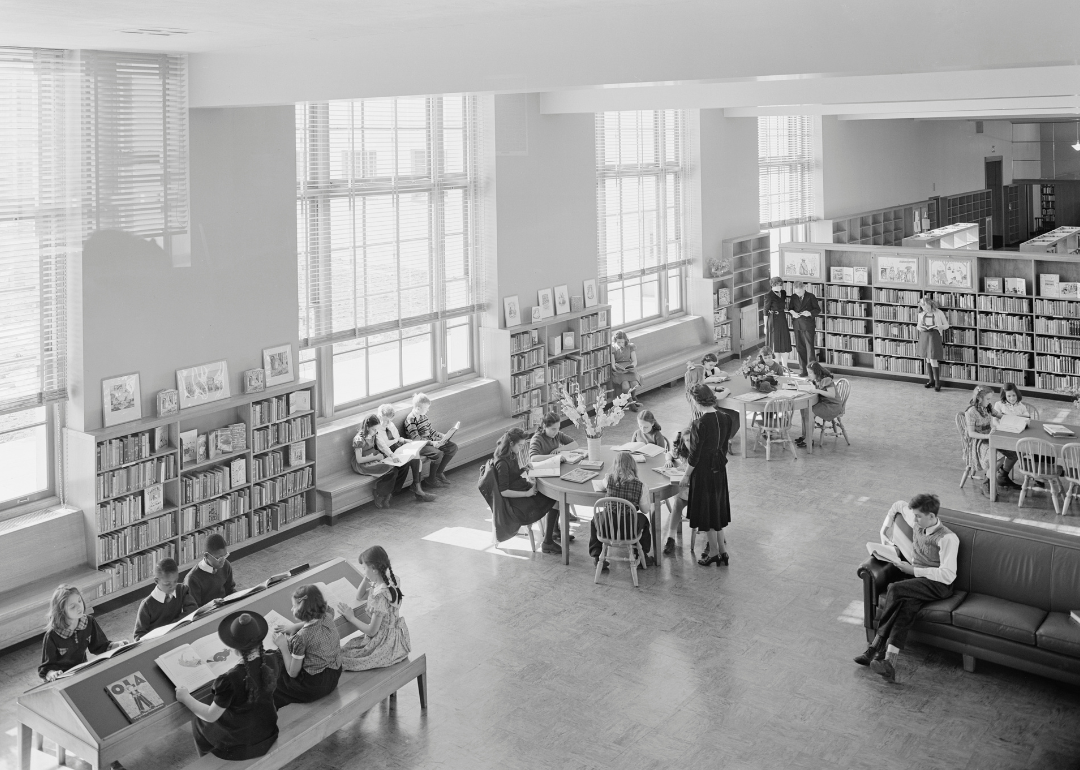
[631,410,670,450]
[489,428,562,554]
[338,546,412,671]
[589,451,653,570]
[794,361,840,449]
[965,385,998,497]
[991,383,1030,489]
[39,585,127,680]
[177,611,280,761]
[271,585,343,707]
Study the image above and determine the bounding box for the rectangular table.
[988,419,1079,503]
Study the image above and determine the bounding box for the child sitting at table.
[39,584,127,680]
[184,533,236,608]
[177,611,280,760]
[270,585,343,707]
[134,557,198,640]
[756,347,787,378]
[589,451,654,570]
[337,546,412,671]
[528,411,579,459]
[631,410,670,450]
[661,426,691,556]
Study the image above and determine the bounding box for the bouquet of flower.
[737,357,777,393]
[1057,385,1080,409]
[554,384,632,439]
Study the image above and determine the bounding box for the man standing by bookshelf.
[787,281,820,377]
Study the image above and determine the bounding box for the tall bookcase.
[482,306,612,430]
[1040,184,1056,230]
[65,379,318,600]
[930,189,993,249]
[705,232,771,354]
[820,200,932,246]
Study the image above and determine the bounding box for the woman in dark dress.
[176,611,280,760]
[680,384,732,566]
[763,277,792,355]
[491,428,562,554]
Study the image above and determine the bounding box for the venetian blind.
[296,95,485,349]
[595,110,690,284]
[758,115,816,229]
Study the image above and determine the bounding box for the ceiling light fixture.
[119,28,191,36]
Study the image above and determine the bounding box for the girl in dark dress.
[492,428,562,554]
[177,611,280,760]
[680,384,733,566]
[763,277,792,355]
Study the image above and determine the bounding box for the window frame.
[0,404,58,519]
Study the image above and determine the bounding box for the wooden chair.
[483,464,542,553]
[815,378,851,446]
[1057,443,1080,516]
[956,412,987,489]
[592,497,647,587]
[754,398,798,461]
[1027,405,1040,420]
[1015,437,1063,513]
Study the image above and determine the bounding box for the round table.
[713,376,819,457]
[535,445,678,566]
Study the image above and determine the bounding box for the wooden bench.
[628,315,724,396]
[316,379,519,521]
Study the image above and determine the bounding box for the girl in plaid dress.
[589,451,653,569]
[338,546,412,671]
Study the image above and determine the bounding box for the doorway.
[985,157,1004,249]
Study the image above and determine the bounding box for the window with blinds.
[758,116,816,229]
[596,110,688,328]
[296,95,483,408]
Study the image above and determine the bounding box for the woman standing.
[487,428,562,554]
[916,296,949,392]
[763,277,792,359]
[680,384,733,566]
[611,331,641,411]
[686,360,739,448]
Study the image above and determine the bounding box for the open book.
[56,639,138,679]
[866,542,906,566]
[156,633,242,691]
[652,466,685,482]
[436,422,462,447]
[313,578,362,619]
[610,441,666,458]
[527,455,562,478]
[994,415,1029,434]
[385,440,428,466]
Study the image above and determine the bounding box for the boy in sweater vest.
[855,493,959,682]
[134,558,197,640]
[184,533,236,607]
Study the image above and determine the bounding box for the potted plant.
[554,384,633,461]
[737,356,778,393]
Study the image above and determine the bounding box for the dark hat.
[691,383,717,407]
[218,610,268,650]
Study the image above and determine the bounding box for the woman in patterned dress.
[338,546,412,671]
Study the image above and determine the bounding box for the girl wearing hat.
[176,611,279,760]
[680,384,733,566]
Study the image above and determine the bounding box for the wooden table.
[988,419,1079,502]
[535,446,678,566]
[713,377,819,458]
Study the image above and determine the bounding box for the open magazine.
[156,633,242,691]
[867,511,916,565]
[385,440,428,466]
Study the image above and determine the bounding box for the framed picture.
[156,389,179,417]
[583,279,598,308]
[926,256,974,291]
[530,306,542,323]
[262,345,294,387]
[503,295,521,328]
[874,254,921,288]
[781,248,822,280]
[243,368,266,394]
[553,285,570,315]
[102,373,141,428]
[537,288,554,319]
[176,360,231,409]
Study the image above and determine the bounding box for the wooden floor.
[4,366,1080,770]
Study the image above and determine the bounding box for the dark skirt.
[766,315,793,354]
[192,700,278,760]
[273,662,342,708]
[687,458,731,531]
[503,493,557,527]
[918,329,944,360]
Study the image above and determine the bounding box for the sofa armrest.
[857,557,904,631]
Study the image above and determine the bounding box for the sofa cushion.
[967,530,1053,610]
[1050,546,1080,614]
[951,593,1047,645]
[1035,612,1080,658]
[915,590,967,625]
[948,524,977,594]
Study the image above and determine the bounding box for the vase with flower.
[737,356,778,393]
[554,384,633,461]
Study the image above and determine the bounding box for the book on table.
[591,479,607,492]
[578,459,604,470]
[1044,424,1075,438]
[994,415,1029,434]
[527,456,562,478]
[560,468,598,483]
[652,466,685,482]
[610,441,665,458]
[105,671,165,722]
[313,577,362,619]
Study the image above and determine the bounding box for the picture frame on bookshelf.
[984,277,1003,294]
[102,373,142,428]
[531,306,542,323]
[177,360,231,409]
[144,483,164,515]
[926,256,974,291]
[537,288,554,319]
[583,279,598,308]
[874,254,920,288]
[503,295,521,328]
[781,248,822,280]
[243,368,266,394]
[553,285,571,315]
[262,345,294,387]
[156,389,179,417]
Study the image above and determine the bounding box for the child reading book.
[184,533,236,607]
[270,584,343,706]
[134,558,198,640]
[631,410,669,450]
[528,411,579,458]
[337,546,412,671]
[39,584,127,680]
[352,414,435,508]
[404,392,459,487]
[589,451,653,570]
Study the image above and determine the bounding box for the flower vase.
[587,436,602,462]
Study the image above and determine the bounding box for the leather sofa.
[858,507,1080,686]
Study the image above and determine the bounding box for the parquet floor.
[3,369,1080,770]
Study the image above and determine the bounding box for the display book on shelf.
[64,379,318,601]
[709,232,771,353]
[777,243,1080,394]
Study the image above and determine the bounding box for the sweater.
[38,615,112,679]
[184,559,236,607]
[134,584,198,640]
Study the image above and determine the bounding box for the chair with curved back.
[592,496,647,587]
[956,412,987,489]
[815,378,851,446]
[1015,437,1062,513]
[755,398,797,461]
[1057,443,1080,516]
[1027,405,1041,421]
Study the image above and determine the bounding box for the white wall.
[697,110,760,254]
[924,120,1014,196]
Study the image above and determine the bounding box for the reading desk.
[988,419,1080,503]
[715,376,819,457]
[16,558,376,770]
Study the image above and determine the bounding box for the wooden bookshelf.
[902,223,979,250]
[1019,226,1080,254]
[707,232,770,355]
[930,189,994,249]
[819,200,931,247]
[482,305,612,430]
[65,379,318,601]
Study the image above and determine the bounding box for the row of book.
[511,329,541,353]
[577,348,611,371]
[580,329,610,353]
[929,292,977,310]
[1035,299,1080,318]
[945,309,977,327]
[511,387,545,415]
[1036,372,1080,390]
[97,514,176,563]
[180,423,246,468]
[548,358,580,383]
[978,313,1032,332]
[1036,356,1080,376]
[979,367,1028,385]
[978,350,1031,369]
[182,459,246,505]
[874,322,919,341]
[827,334,871,352]
[510,346,545,373]
[941,363,977,381]
[874,339,918,357]
[251,468,313,509]
[874,289,921,305]
[979,332,1033,351]
[97,430,157,472]
[873,305,919,323]
[713,307,728,324]
[1035,318,1080,337]
[827,351,854,367]
[945,346,977,364]
[824,285,866,301]
[783,281,822,295]
[181,489,250,534]
[944,328,977,345]
[98,456,176,500]
[716,337,732,353]
[511,369,545,396]
[98,543,177,596]
[579,366,610,391]
[252,390,311,426]
[580,311,609,333]
[977,295,1031,314]
[714,322,732,339]
[825,318,869,334]
[826,301,870,318]
[252,416,313,454]
[97,493,154,532]
[1035,336,1080,356]
[874,356,924,375]
[252,444,306,482]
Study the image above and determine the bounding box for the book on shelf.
[209,429,233,459]
[830,266,854,284]
[1004,278,1027,296]
[196,435,207,464]
[287,442,306,467]
[105,671,165,722]
[853,267,868,285]
[562,331,575,349]
[289,390,311,415]
[144,483,164,514]
[230,457,247,487]
[180,430,198,466]
[716,288,731,305]
[153,426,169,453]
[984,278,1002,294]
[714,307,728,323]
[1061,283,1080,300]
[1041,274,1060,298]
[548,336,562,356]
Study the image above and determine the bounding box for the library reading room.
[3,2,1080,769]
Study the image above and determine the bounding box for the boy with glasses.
[184,533,236,607]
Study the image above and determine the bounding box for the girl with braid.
[337,546,412,671]
[177,611,280,760]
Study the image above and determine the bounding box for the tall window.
[296,95,483,410]
[596,110,688,329]
[759,116,816,273]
